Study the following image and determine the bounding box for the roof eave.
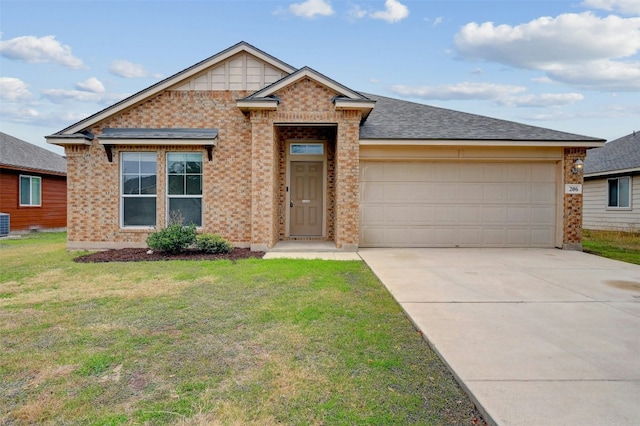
[359,139,607,147]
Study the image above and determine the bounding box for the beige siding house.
[46,42,604,251]
[583,132,640,232]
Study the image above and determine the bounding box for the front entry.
[290,161,323,236]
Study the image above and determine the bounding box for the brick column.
[562,147,587,250]
[334,111,361,251]
[250,111,277,251]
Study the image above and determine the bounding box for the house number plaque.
[564,184,582,194]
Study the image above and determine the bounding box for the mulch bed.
[73,248,265,263]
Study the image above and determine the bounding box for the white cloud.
[109,59,161,78]
[371,0,409,23]
[391,82,526,101]
[289,0,334,18]
[391,82,584,108]
[0,77,33,101]
[454,12,640,91]
[75,77,105,93]
[0,103,40,124]
[581,0,640,15]
[42,88,129,105]
[0,35,84,69]
[547,59,640,90]
[348,4,367,20]
[497,93,584,107]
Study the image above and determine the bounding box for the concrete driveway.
[358,248,640,426]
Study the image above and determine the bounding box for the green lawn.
[0,233,483,425]
[583,229,640,265]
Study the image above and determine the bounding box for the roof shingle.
[360,93,604,142]
[584,131,640,175]
[0,132,66,174]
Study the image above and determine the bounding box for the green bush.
[146,223,197,254]
[196,233,234,254]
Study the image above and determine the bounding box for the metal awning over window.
[99,128,218,145]
[99,128,218,162]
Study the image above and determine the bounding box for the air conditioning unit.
[0,213,9,237]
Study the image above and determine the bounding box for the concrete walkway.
[358,248,640,426]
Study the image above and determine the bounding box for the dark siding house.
[0,132,67,232]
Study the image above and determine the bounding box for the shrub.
[196,233,234,254]
[146,223,197,254]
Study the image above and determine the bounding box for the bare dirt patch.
[73,248,265,263]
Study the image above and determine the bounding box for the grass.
[0,233,482,425]
[582,229,640,265]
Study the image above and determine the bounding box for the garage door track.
[358,248,640,426]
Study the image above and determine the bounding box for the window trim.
[166,152,203,227]
[606,176,632,210]
[19,175,42,207]
[120,152,157,228]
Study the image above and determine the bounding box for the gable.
[47,42,296,141]
[171,52,289,92]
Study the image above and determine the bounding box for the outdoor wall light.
[572,159,584,174]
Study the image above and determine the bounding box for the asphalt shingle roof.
[0,132,66,174]
[584,131,640,175]
[359,93,604,142]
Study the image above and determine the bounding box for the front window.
[167,153,203,226]
[20,175,41,206]
[121,152,157,227]
[608,177,631,208]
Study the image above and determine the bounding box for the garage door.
[360,161,558,247]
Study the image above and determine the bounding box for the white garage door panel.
[360,161,557,248]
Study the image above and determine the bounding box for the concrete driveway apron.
[358,248,640,426]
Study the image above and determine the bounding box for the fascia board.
[334,99,376,110]
[46,136,93,146]
[360,139,604,148]
[584,167,640,178]
[359,139,607,147]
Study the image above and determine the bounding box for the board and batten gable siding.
[172,52,288,92]
[0,168,67,231]
[583,175,640,231]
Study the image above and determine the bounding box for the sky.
[1,0,639,156]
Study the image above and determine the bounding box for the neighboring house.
[583,131,640,232]
[46,42,604,251]
[0,132,67,232]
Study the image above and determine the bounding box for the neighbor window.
[20,175,41,206]
[121,152,157,227]
[608,177,631,208]
[167,153,202,226]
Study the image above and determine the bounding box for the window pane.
[186,175,202,195]
[20,177,30,204]
[139,153,157,174]
[168,154,185,174]
[290,144,323,155]
[168,175,185,195]
[169,198,202,226]
[619,177,630,208]
[140,175,157,194]
[608,179,618,207]
[123,197,156,226]
[122,153,140,174]
[123,175,140,194]
[186,153,202,174]
[31,177,41,205]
